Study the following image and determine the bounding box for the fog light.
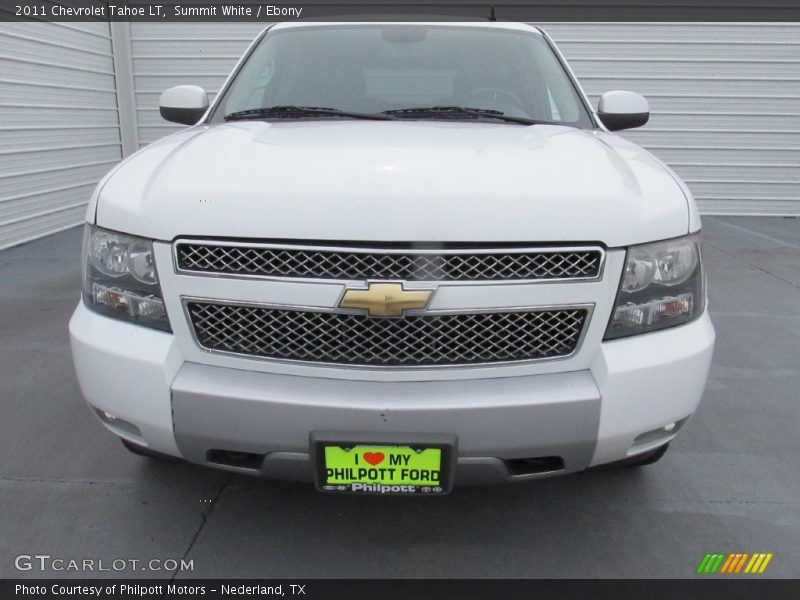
[93,408,142,438]
[629,416,690,453]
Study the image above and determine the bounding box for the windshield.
[212,24,595,128]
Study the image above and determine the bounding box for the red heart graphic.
[363,452,385,466]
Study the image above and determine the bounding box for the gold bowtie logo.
[339,283,433,317]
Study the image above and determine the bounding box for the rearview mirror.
[159,85,209,125]
[597,90,649,131]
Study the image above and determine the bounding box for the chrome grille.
[176,242,603,282]
[186,302,589,367]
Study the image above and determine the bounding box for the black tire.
[121,438,180,462]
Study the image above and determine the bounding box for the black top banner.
[2,0,800,22]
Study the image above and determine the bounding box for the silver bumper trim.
[171,362,601,483]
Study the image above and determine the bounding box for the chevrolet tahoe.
[69,22,715,494]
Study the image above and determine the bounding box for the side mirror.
[597,90,649,131]
[159,85,209,125]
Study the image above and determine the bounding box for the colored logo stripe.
[697,553,725,573]
[744,553,774,574]
[719,553,749,573]
[697,553,773,574]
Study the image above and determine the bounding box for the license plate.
[311,432,456,495]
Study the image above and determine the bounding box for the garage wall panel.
[129,23,266,145]
[0,22,122,250]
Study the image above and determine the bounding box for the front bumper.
[69,302,714,484]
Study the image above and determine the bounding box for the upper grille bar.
[174,240,604,283]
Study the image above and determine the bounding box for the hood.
[95,120,690,247]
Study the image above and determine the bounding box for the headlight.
[82,224,171,331]
[605,233,705,340]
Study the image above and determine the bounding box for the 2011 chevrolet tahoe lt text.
[69,22,715,495]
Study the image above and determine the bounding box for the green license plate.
[312,435,454,495]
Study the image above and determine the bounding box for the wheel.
[121,438,180,462]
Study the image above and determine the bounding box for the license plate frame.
[310,431,457,495]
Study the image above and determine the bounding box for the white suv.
[69,22,714,495]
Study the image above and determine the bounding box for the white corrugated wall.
[129,23,265,145]
[128,22,800,217]
[0,22,122,250]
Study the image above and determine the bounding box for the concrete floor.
[0,216,798,579]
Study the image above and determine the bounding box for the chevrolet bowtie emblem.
[339,283,433,317]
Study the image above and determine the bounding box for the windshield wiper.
[383,106,547,125]
[225,106,396,121]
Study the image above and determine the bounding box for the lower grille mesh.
[187,302,588,366]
